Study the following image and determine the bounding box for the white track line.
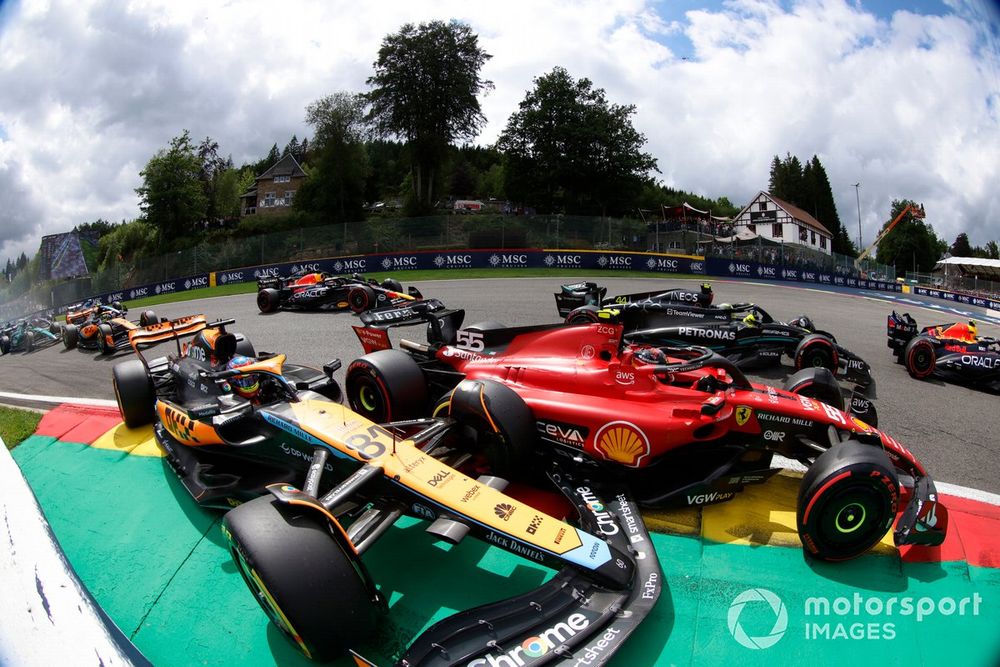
[0,391,117,408]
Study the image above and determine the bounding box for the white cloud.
[0,0,996,267]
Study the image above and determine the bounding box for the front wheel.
[63,323,79,350]
[97,323,114,355]
[0,335,10,355]
[24,330,35,352]
[797,441,899,561]
[223,496,380,662]
[435,379,535,478]
[904,337,936,379]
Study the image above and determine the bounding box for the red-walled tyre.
[345,350,427,423]
[904,337,936,379]
[797,441,898,561]
[348,285,376,313]
[565,305,601,324]
[794,334,839,373]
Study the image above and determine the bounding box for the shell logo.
[594,421,650,468]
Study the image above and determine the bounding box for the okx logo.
[728,588,788,649]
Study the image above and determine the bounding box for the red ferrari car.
[345,306,946,561]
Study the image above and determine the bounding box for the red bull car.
[110,314,660,666]
[62,301,158,354]
[256,270,424,314]
[346,305,946,562]
[888,311,1000,390]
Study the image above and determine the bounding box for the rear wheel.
[794,335,838,372]
[782,367,844,411]
[435,379,535,478]
[98,323,114,355]
[348,285,376,313]
[234,334,256,358]
[63,324,79,350]
[257,288,280,313]
[797,441,898,561]
[113,359,155,427]
[566,306,601,324]
[345,350,428,422]
[904,337,936,379]
[223,496,379,662]
[0,335,9,355]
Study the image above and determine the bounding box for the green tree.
[366,20,493,212]
[874,200,946,275]
[296,92,370,223]
[136,130,208,243]
[768,153,806,207]
[497,67,657,216]
[950,232,973,257]
[985,240,999,260]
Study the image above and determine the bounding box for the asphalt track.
[1,276,998,495]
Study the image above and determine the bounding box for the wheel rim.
[815,481,889,549]
[835,502,866,533]
[359,385,378,412]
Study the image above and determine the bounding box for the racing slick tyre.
[49,321,61,335]
[348,285,377,313]
[257,288,281,313]
[797,441,899,561]
[793,334,839,373]
[97,323,114,355]
[464,321,506,331]
[0,335,9,355]
[782,368,844,411]
[62,323,79,350]
[904,337,936,380]
[139,310,158,327]
[24,330,35,353]
[111,301,124,311]
[380,278,403,292]
[346,349,428,422]
[565,305,602,324]
[434,379,535,478]
[223,496,380,662]
[112,359,155,427]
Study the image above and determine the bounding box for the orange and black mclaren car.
[62,302,159,354]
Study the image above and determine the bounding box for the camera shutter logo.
[728,588,787,649]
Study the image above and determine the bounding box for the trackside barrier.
[909,286,1000,312]
[0,437,151,666]
[28,247,928,320]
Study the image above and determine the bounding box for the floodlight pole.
[852,183,862,252]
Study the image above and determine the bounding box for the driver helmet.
[634,346,667,365]
[100,309,114,322]
[968,320,978,340]
[742,312,760,327]
[789,315,814,331]
[227,354,260,400]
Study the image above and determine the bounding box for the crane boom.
[855,203,925,269]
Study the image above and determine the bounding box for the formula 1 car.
[0,317,61,354]
[62,302,159,354]
[256,270,423,314]
[888,312,1000,390]
[554,280,714,317]
[567,298,876,398]
[110,315,659,665]
[345,305,946,562]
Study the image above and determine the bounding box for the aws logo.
[594,421,650,468]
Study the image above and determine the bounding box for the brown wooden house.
[240,154,306,217]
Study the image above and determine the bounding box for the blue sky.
[0,0,997,265]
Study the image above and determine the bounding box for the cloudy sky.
[1,0,998,266]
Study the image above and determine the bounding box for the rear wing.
[353,300,464,353]
[603,283,714,308]
[125,315,240,366]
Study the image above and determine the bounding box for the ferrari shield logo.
[735,406,752,426]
